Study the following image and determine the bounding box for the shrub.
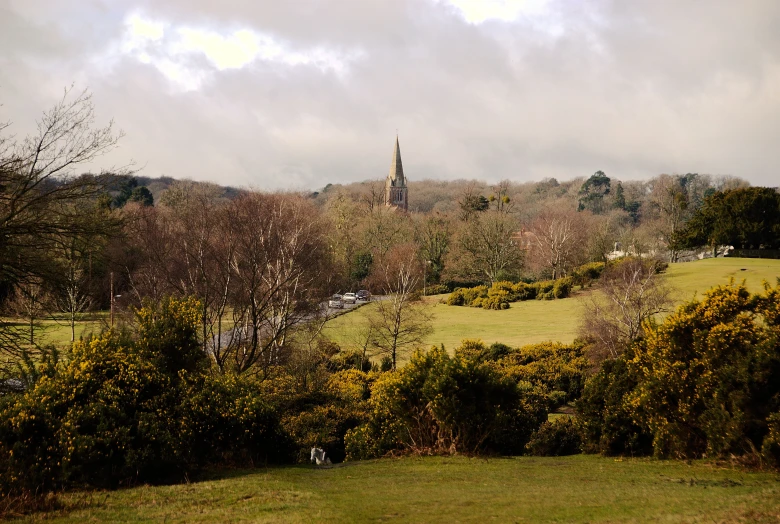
[446,288,466,306]
[482,292,510,310]
[423,284,450,296]
[446,277,576,308]
[762,412,780,468]
[489,281,517,301]
[571,262,606,286]
[577,355,652,456]
[345,347,547,459]
[536,280,555,295]
[135,296,206,379]
[553,277,573,299]
[463,285,488,305]
[330,350,373,373]
[496,341,589,403]
[526,417,582,456]
[179,373,292,467]
[0,332,181,491]
[512,282,538,300]
[0,297,293,493]
[629,282,780,459]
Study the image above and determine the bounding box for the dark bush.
[577,355,653,456]
[0,297,292,493]
[526,417,583,456]
[423,284,450,296]
[763,412,780,467]
[345,346,547,459]
[553,277,573,299]
[0,332,181,491]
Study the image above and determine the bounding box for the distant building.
[385,136,408,211]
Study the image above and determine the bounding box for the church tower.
[385,136,408,211]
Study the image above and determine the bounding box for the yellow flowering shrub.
[345,346,548,460]
[629,281,780,459]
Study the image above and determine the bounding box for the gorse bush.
[526,417,583,456]
[446,276,575,309]
[135,296,206,378]
[272,368,373,463]
[577,353,652,456]
[482,341,589,404]
[579,281,780,463]
[0,332,179,491]
[630,281,780,459]
[345,345,547,459]
[570,262,606,287]
[422,284,450,296]
[0,297,292,493]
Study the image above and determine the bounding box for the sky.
[1,0,779,190]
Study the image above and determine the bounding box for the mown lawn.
[325,257,780,352]
[26,455,780,523]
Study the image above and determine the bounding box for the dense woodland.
[2,91,780,502]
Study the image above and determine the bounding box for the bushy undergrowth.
[0,298,293,493]
[345,346,548,459]
[579,281,780,464]
[526,417,583,456]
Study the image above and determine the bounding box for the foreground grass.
[326,257,780,351]
[24,455,780,523]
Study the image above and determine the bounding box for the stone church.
[385,136,408,211]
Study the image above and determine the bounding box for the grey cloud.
[1,0,778,190]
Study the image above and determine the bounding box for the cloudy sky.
[1,0,778,190]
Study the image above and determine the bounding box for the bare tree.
[0,87,125,359]
[648,174,690,263]
[528,207,587,279]
[580,257,673,362]
[160,182,231,357]
[367,243,433,370]
[450,212,523,284]
[227,193,330,374]
[53,239,94,342]
[6,277,50,345]
[414,212,452,284]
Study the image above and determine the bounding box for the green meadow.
[25,455,780,523]
[325,257,780,351]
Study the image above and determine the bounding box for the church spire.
[385,136,408,211]
[388,135,405,185]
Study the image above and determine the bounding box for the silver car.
[328,294,344,308]
[342,292,357,304]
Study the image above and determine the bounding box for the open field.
[325,257,780,351]
[1,314,107,349]
[23,455,780,523]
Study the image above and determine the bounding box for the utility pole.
[110,271,114,327]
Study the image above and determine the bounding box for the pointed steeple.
[385,136,408,211]
[388,135,405,186]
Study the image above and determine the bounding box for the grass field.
[24,455,780,523]
[1,314,107,349]
[325,257,780,351]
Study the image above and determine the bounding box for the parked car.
[356,290,371,301]
[343,292,357,304]
[328,294,344,308]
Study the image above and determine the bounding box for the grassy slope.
[31,456,780,523]
[325,257,780,351]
